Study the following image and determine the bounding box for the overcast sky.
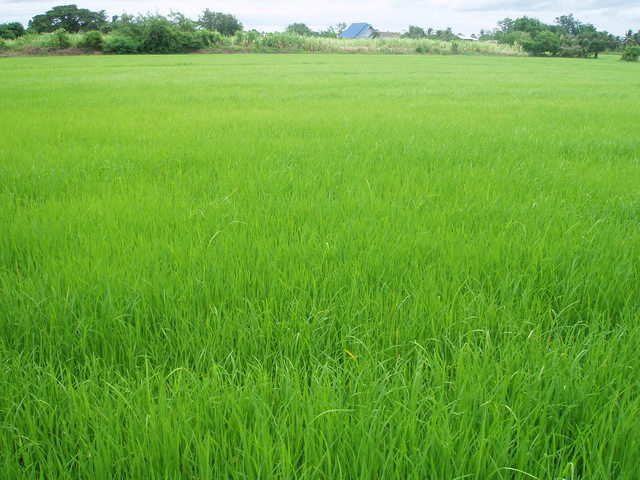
[1,0,638,35]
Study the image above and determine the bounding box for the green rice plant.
[0,54,639,479]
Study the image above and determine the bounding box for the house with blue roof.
[339,23,376,39]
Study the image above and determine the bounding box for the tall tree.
[554,14,582,35]
[0,22,25,39]
[28,4,107,33]
[197,10,242,36]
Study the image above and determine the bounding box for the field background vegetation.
[1,54,639,478]
[0,31,526,56]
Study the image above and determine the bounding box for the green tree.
[512,16,546,35]
[435,27,457,41]
[499,30,532,46]
[554,14,582,35]
[623,30,640,47]
[404,25,426,39]
[621,45,640,61]
[285,23,316,36]
[28,4,107,33]
[520,30,560,56]
[0,22,25,39]
[141,15,178,53]
[497,18,515,34]
[197,10,242,36]
[168,11,196,32]
[580,29,614,58]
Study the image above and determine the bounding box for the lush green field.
[1,54,639,479]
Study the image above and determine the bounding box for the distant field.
[1,54,639,479]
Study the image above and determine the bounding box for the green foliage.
[50,28,71,49]
[0,22,25,40]
[102,35,140,54]
[168,11,196,32]
[80,30,103,50]
[404,25,426,39]
[499,30,532,46]
[434,27,458,41]
[2,33,527,56]
[254,32,306,50]
[1,54,639,479]
[198,29,223,47]
[623,30,640,47]
[554,14,582,35]
[621,45,640,61]
[0,38,6,50]
[141,16,180,53]
[496,13,620,57]
[285,23,316,37]
[512,16,546,34]
[175,30,206,50]
[197,9,243,36]
[520,30,560,56]
[28,4,107,33]
[415,43,431,54]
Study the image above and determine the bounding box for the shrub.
[450,41,460,54]
[245,30,260,45]
[0,39,6,50]
[103,35,140,54]
[80,30,103,50]
[621,45,640,61]
[50,28,71,49]
[141,21,174,53]
[416,43,432,54]
[175,30,204,51]
[0,22,25,40]
[198,30,222,47]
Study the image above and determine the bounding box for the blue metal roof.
[339,23,373,39]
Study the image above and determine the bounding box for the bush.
[416,43,431,54]
[142,18,178,53]
[245,30,260,45]
[103,35,140,54]
[80,30,103,50]
[621,45,640,61]
[0,22,25,40]
[198,30,222,47]
[50,28,71,49]
[174,30,204,50]
[0,39,6,50]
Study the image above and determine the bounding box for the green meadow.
[1,54,639,478]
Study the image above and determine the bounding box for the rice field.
[1,54,639,479]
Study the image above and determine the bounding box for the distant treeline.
[1,5,639,60]
[407,15,640,59]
